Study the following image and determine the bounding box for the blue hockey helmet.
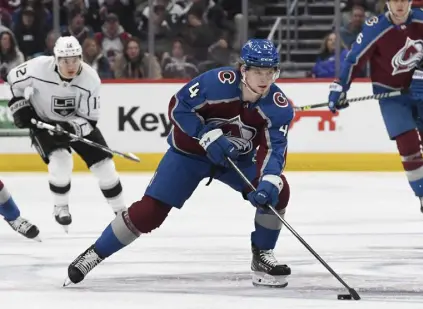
[240,39,280,68]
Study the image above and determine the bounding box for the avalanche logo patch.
[273,92,289,108]
[391,37,423,75]
[206,115,257,154]
[218,70,237,84]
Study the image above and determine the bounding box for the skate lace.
[8,217,32,234]
[259,250,278,267]
[75,249,101,276]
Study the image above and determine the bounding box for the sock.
[0,181,20,221]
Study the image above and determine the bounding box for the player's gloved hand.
[247,175,283,209]
[410,69,423,100]
[199,127,239,167]
[328,82,348,113]
[7,96,37,128]
[50,120,87,143]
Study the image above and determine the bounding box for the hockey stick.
[226,157,361,300]
[31,119,141,162]
[295,89,408,111]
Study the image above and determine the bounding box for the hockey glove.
[411,69,423,100]
[328,82,348,113]
[199,127,239,167]
[8,97,37,128]
[51,119,93,143]
[247,175,283,209]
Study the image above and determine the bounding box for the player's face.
[388,0,410,22]
[58,56,81,79]
[245,67,277,94]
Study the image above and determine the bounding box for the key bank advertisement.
[0,80,403,171]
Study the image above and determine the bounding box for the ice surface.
[1,172,423,309]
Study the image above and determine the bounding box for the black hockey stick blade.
[295,89,408,111]
[226,157,361,300]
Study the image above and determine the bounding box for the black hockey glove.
[50,121,86,143]
[8,97,37,128]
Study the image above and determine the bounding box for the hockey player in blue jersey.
[0,180,40,240]
[328,0,423,211]
[64,39,294,288]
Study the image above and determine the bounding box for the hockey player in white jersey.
[6,36,126,231]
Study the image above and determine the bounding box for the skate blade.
[32,235,42,242]
[63,277,73,287]
[252,272,288,288]
[62,225,69,233]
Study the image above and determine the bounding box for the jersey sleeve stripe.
[257,107,277,177]
[345,26,392,85]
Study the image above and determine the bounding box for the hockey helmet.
[54,36,82,59]
[240,39,280,68]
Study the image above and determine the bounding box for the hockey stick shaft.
[226,157,360,300]
[295,89,408,111]
[31,119,140,162]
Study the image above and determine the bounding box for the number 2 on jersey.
[15,63,27,78]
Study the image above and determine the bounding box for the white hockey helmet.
[54,36,82,59]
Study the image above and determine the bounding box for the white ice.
[1,172,423,309]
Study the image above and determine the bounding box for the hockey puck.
[337,294,352,300]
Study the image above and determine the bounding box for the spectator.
[13,6,44,59]
[82,37,113,79]
[137,0,177,56]
[31,30,59,58]
[341,0,373,27]
[180,2,218,63]
[0,31,24,79]
[62,9,93,45]
[340,5,365,48]
[94,13,131,69]
[114,37,162,79]
[12,0,52,33]
[161,38,198,78]
[98,0,137,34]
[141,0,184,27]
[0,7,12,28]
[312,32,348,78]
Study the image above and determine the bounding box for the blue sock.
[95,224,127,258]
[0,184,20,221]
[94,212,141,258]
[251,222,281,250]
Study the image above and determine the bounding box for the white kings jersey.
[7,56,101,135]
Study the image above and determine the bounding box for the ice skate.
[419,197,423,213]
[54,205,72,232]
[6,216,41,241]
[251,244,291,288]
[64,245,104,286]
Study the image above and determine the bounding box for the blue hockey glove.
[247,175,283,209]
[199,127,239,167]
[328,82,348,113]
[410,69,423,100]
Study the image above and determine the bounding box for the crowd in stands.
[0,0,262,79]
[0,0,420,80]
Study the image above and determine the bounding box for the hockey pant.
[30,127,125,212]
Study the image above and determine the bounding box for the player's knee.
[275,175,290,211]
[395,130,421,156]
[90,158,119,187]
[128,195,171,233]
[48,149,73,185]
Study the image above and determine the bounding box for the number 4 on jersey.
[279,124,289,137]
[189,82,200,98]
